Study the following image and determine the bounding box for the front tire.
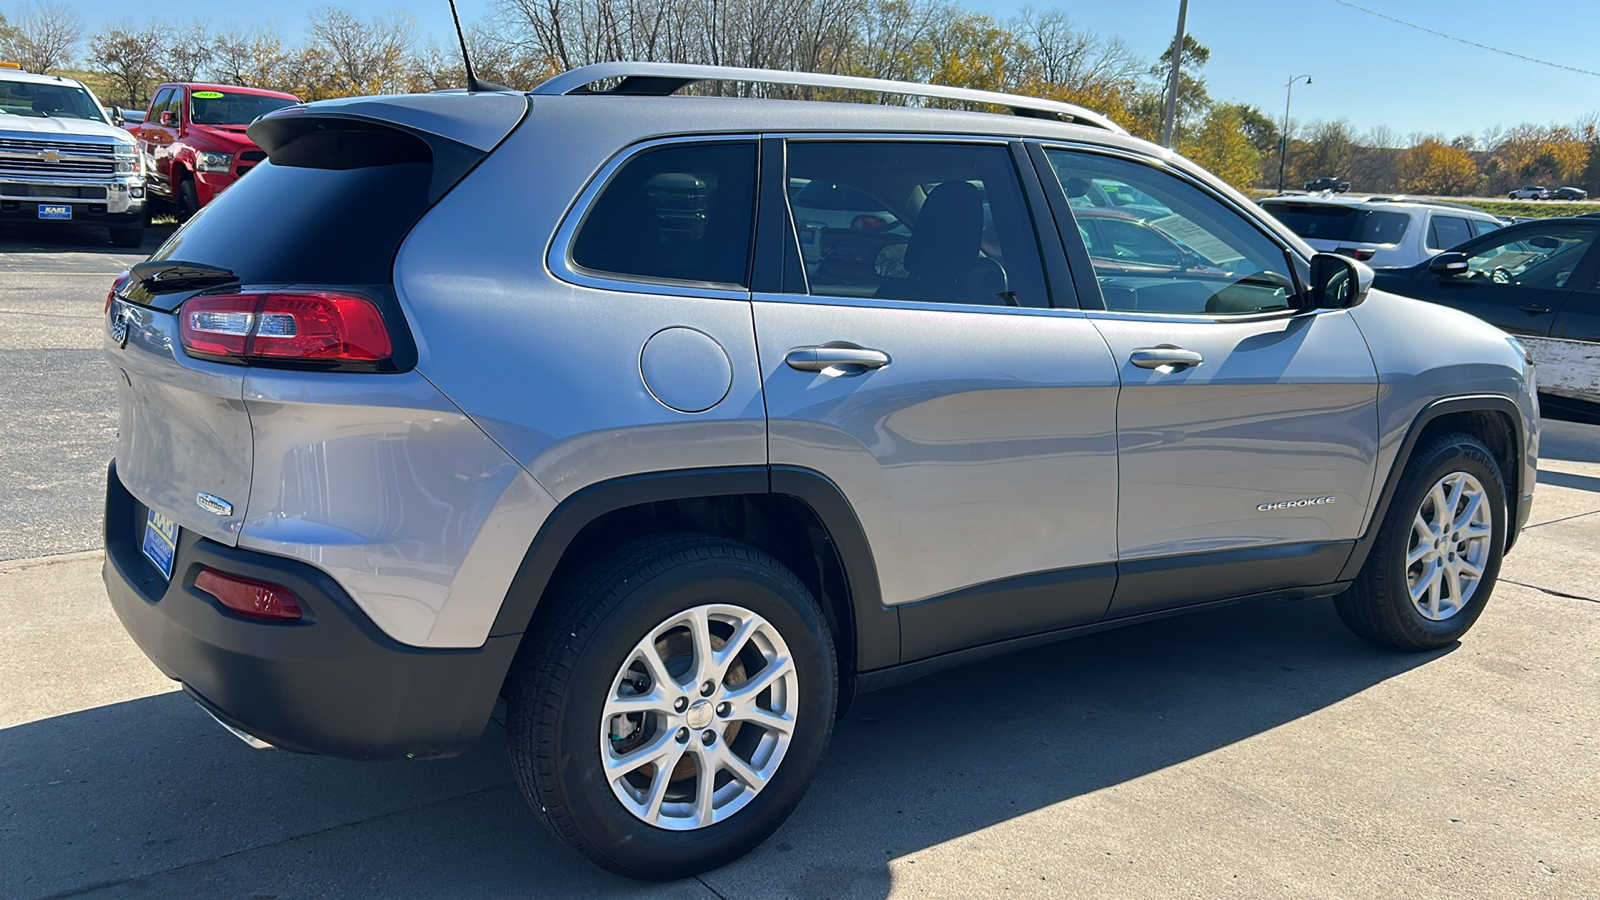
[176,175,200,222]
[1336,433,1507,650]
[505,533,837,880]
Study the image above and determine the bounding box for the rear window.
[1262,202,1410,244]
[150,143,431,284]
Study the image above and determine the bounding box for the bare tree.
[1,0,83,73]
[298,7,417,99]
[86,23,168,108]
[159,22,214,82]
[209,25,292,88]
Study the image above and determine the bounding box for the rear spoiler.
[248,92,529,203]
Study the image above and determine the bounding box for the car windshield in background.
[189,91,298,126]
[0,82,105,121]
[1262,202,1411,244]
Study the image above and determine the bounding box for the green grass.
[1460,200,1594,219]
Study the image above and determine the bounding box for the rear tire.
[1336,433,1507,651]
[505,533,837,880]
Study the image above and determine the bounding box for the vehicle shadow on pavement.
[0,224,172,255]
[2,596,1438,899]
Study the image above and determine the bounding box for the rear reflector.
[179,291,393,365]
[195,567,303,619]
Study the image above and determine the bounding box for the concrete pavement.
[3,429,1597,898]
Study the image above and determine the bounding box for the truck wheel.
[505,533,837,880]
[109,227,144,249]
[177,176,200,222]
[1336,433,1507,651]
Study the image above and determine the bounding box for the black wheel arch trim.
[488,465,900,672]
[1338,393,1528,582]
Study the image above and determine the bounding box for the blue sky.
[53,0,1600,139]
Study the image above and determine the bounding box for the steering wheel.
[971,255,1012,305]
[1490,266,1512,285]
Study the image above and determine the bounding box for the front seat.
[891,180,985,304]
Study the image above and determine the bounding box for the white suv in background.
[1260,195,1501,269]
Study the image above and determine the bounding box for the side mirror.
[109,106,124,127]
[1309,253,1372,309]
[159,111,175,127]
[1429,252,1469,277]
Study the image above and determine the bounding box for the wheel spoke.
[1428,482,1452,531]
[641,743,687,820]
[1443,476,1467,527]
[724,656,795,703]
[1456,557,1484,579]
[717,746,766,789]
[686,606,716,687]
[729,703,795,736]
[712,614,759,683]
[1426,565,1443,618]
[607,729,676,777]
[1454,491,1483,534]
[604,690,675,719]
[1405,543,1433,566]
[636,640,677,693]
[1459,522,1492,540]
[693,747,717,827]
[1409,559,1438,602]
[1413,511,1437,543]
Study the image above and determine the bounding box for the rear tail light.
[179,291,393,366]
[195,567,303,620]
[851,215,888,231]
[106,270,130,312]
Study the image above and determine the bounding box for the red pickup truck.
[132,83,299,220]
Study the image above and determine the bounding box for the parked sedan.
[1372,216,1600,412]
[1550,186,1589,201]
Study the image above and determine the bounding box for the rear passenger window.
[1428,215,1473,250]
[1471,218,1503,238]
[571,142,757,288]
[783,141,1050,308]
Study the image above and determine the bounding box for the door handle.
[1518,301,1554,314]
[1130,345,1204,370]
[784,343,891,373]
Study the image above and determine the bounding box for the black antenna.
[447,0,509,92]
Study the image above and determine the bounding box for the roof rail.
[1366,195,1489,213]
[529,62,1126,134]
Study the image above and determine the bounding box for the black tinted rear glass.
[1262,202,1410,244]
[571,142,756,287]
[150,159,430,284]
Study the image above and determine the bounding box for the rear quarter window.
[1261,203,1410,244]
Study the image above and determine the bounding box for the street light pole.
[1277,74,1312,193]
[1160,0,1190,148]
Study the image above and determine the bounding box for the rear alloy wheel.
[1336,432,1507,650]
[506,534,836,880]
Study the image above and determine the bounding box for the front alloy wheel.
[1404,472,1494,621]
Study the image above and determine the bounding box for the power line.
[1331,0,1600,78]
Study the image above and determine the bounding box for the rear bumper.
[102,461,519,759]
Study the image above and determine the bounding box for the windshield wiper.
[130,260,238,293]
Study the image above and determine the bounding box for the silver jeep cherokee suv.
[102,63,1539,880]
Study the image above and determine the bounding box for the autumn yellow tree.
[1179,104,1258,191]
[1397,137,1479,195]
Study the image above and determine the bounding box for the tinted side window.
[148,88,172,119]
[1046,148,1294,316]
[1471,218,1503,238]
[783,142,1050,308]
[571,142,756,288]
[1458,228,1598,290]
[1428,215,1473,250]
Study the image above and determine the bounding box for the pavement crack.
[695,876,732,900]
[36,783,512,900]
[1504,579,1599,604]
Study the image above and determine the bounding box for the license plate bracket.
[141,509,180,581]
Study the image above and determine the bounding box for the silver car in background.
[101,63,1538,880]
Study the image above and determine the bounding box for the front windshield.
[0,80,106,122]
[189,91,297,126]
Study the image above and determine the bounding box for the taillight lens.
[179,291,393,366]
[106,270,130,312]
[195,567,303,620]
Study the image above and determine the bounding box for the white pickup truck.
[0,64,145,246]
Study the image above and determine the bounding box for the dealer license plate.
[37,204,71,220]
[141,509,179,580]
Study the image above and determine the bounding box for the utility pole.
[1160,0,1189,148]
[1277,74,1312,193]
